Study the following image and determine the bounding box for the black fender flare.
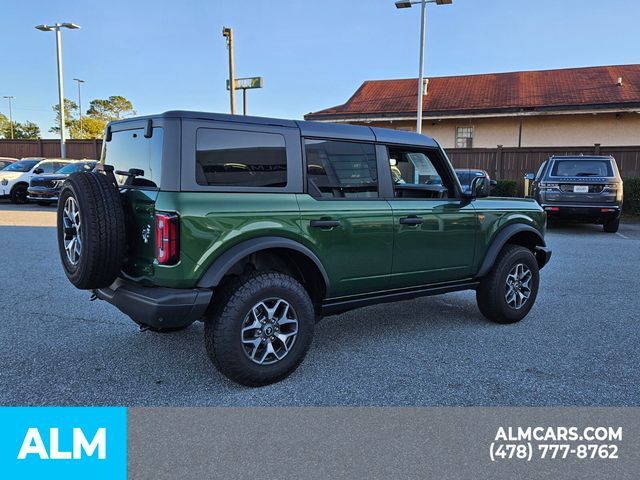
[476,224,546,278]
[196,236,330,291]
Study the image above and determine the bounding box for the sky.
[2,0,639,138]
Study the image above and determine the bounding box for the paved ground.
[1,201,639,406]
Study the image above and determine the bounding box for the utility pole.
[35,22,80,158]
[74,78,85,138]
[3,96,14,139]
[395,0,453,134]
[222,27,236,114]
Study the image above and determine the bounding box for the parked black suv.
[28,161,96,205]
[530,156,623,233]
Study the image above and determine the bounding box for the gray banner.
[129,408,639,479]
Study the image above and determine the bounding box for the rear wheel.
[476,245,540,324]
[204,271,314,387]
[10,184,28,204]
[603,217,620,233]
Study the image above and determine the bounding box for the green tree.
[2,121,41,139]
[50,98,78,135]
[70,116,107,139]
[87,96,135,122]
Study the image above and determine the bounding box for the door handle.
[399,216,424,225]
[310,219,341,228]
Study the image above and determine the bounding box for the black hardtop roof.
[108,110,439,148]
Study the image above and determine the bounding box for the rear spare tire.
[57,171,126,289]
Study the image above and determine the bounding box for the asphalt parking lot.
[1,201,638,407]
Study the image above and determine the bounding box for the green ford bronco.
[57,111,552,387]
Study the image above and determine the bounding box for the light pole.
[395,0,452,134]
[35,22,81,158]
[73,78,85,138]
[222,27,236,115]
[3,96,14,139]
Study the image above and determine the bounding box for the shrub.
[623,177,640,215]
[492,180,519,197]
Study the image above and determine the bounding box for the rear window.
[196,129,287,188]
[103,127,164,187]
[550,160,613,177]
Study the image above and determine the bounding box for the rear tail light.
[155,212,180,265]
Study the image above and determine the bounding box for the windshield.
[551,160,613,177]
[56,162,97,174]
[3,160,39,172]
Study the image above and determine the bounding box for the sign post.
[226,77,264,115]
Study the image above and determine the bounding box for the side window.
[305,139,378,199]
[388,147,454,199]
[196,129,287,188]
[455,127,474,148]
[40,163,55,174]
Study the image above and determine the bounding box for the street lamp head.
[60,23,81,29]
[222,27,232,38]
[35,24,53,31]
[395,1,413,8]
[436,0,453,4]
[73,78,85,83]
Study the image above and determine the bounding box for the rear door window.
[305,139,378,198]
[196,129,287,188]
[551,160,613,177]
[103,127,164,187]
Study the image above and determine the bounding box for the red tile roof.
[305,65,640,120]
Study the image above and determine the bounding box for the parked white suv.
[0,158,72,204]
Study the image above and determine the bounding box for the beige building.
[305,65,640,149]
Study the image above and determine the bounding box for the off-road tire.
[10,184,28,204]
[57,172,126,289]
[204,271,315,387]
[603,217,620,233]
[476,244,540,324]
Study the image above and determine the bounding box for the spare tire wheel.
[57,171,126,289]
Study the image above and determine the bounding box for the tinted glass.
[551,160,613,177]
[196,129,287,188]
[38,162,56,174]
[103,127,164,187]
[4,160,38,172]
[305,139,377,199]
[57,162,97,174]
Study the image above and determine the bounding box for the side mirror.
[524,172,535,181]
[490,179,497,187]
[463,176,487,200]
[34,168,44,174]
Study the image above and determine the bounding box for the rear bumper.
[94,278,213,329]
[541,204,620,220]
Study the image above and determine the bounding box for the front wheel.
[10,185,28,204]
[476,245,540,324]
[204,272,315,387]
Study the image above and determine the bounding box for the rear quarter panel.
[471,197,546,273]
[151,191,304,288]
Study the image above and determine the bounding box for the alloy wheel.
[240,298,299,365]
[62,196,82,265]
[505,263,532,310]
